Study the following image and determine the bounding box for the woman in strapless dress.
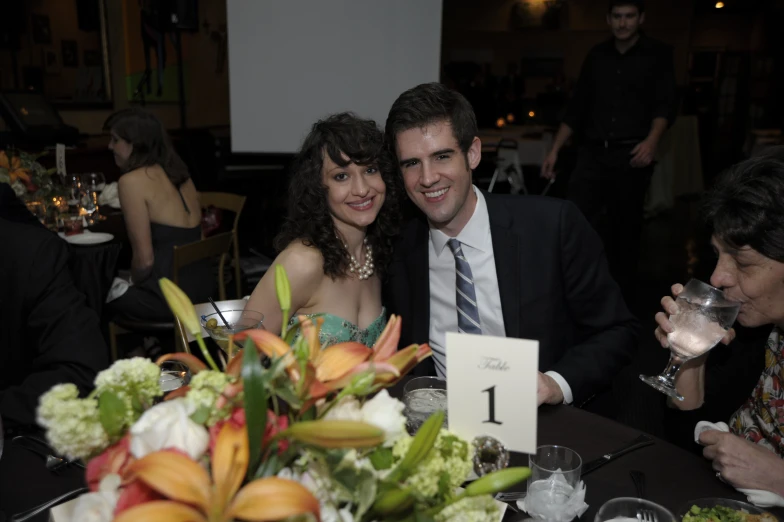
[245,112,401,347]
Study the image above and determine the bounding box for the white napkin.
[106,276,132,303]
[517,474,588,522]
[694,421,784,508]
[98,182,121,209]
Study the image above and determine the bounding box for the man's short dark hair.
[385,82,478,155]
[702,155,784,263]
[608,0,644,14]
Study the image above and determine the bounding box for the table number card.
[445,332,538,454]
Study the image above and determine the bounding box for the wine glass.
[640,279,740,401]
[81,172,107,222]
[594,498,676,522]
[524,445,582,520]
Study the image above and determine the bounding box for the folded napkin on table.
[98,182,121,209]
[695,421,784,508]
[106,276,131,303]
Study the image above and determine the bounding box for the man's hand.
[700,431,784,496]
[630,138,657,168]
[541,150,558,180]
[537,372,564,406]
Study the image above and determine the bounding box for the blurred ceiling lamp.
[528,111,536,118]
[715,1,724,8]
[506,113,515,123]
[496,117,506,128]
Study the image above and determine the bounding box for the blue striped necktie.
[447,238,483,335]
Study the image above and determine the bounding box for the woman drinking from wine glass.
[654,153,784,497]
[104,108,210,323]
[244,112,401,347]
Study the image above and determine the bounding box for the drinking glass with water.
[524,445,582,520]
[403,376,447,434]
[640,279,740,401]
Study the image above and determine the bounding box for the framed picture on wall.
[44,49,60,74]
[31,15,52,44]
[62,40,78,68]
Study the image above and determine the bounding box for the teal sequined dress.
[288,308,387,348]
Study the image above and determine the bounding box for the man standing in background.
[541,0,676,308]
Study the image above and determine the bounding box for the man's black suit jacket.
[385,192,639,406]
[0,218,108,431]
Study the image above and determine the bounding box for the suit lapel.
[406,219,431,344]
[485,193,521,339]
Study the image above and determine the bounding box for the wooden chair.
[200,192,247,300]
[108,232,234,361]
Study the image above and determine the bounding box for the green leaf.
[437,471,451,498]
[189,405,210,425]
[368,447,394,470]
[275,265,292,332]
[464,467,531,496]
[354,468,377,519]
[241,337,268,479]
[97,391,127,438]
[388,410,444,482]
[372,487,415,515]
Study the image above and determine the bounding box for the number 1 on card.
[482,385,503,425]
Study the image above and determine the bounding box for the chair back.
[199,192,247,299]
[172,231,234,283]
[200,192,246,233]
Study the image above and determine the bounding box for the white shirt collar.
[429,186,491,256]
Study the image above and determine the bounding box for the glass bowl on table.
[200,310,264,354]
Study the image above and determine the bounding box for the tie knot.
[447,238,462,256]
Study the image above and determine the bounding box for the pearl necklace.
[343,237,374,280]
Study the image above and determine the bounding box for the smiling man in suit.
[384,82,639,407]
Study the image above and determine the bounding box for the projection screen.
[227,0,443,153]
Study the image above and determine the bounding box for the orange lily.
[114,422,320,522]
[9,168,30,183]
[235,314,432,402]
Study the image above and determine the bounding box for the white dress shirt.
[427,186,573,404]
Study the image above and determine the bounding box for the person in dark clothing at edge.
[541,0,676,307]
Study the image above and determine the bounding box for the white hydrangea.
[183,370,233,425]
[94,357,162,403]
[37,388,109,460]
[392,429,474,500]
[37,384,80,427]
[94,358,162,424]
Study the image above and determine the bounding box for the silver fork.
[637,509,657,522]
[493,492,524,512]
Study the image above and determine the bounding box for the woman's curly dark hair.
[274,112,401,279]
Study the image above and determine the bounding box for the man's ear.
[467,136,482,170]
[639,12,646,25]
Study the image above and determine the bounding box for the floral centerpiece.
[37,267,531,522]
[0,148,59,201]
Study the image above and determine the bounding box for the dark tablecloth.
[66,212,127,318]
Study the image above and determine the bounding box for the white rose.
[69,474,121,522]
[323,397,362,422]
[360,390,406,447]
[129,398,209,460]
